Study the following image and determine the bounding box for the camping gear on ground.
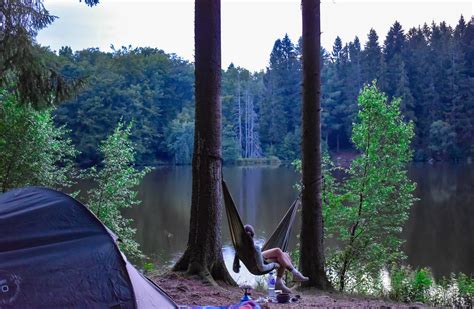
[0,187,177,308]
[222,180,300,276]
[291,294,301,303]
[229,300,261,309]
[276,292,291,303]
[267,271,276,298]
[240,285,252,303]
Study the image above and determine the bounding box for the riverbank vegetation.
[85,122,149,260]
[292,84,473,306]
[325,84,416,293]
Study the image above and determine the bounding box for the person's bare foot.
[291,269,309,282]
[275,279,292,293]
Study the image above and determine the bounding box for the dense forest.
[53,17,474,166]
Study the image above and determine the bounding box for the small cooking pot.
[276,293,291,303]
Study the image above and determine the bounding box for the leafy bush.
[412,268,432,302]
[86,121,150,261]
[323,83,416,291]
[390,266,432,303]
[143,262,155,274]
[0,89,78,193]
[455,273,474,307]
[389,266,473,307]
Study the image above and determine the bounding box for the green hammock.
[222,180,300,276]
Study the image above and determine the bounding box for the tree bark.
[300,0,332,289]
[237,71,242,156]
[173,0,234,285]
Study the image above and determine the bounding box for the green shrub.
[0,89,78,193]
[411,268,432,302]
[86,121,150,261]
[389,266,473,307]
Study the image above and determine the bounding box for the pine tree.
[344,37,363,137]
[404,26,434,156]
[384,21,405,62]
[392,54,415,121]
[383,21,406,97]
[454,17,474,158]
[361,29,384,85]
[0,0,80,108]
[260,35,300,160]
[260,39,286,152]
[323,37,351,152]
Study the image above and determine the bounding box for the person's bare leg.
[282,252,295,270]
[262,248,292,293]
[262,249,309,282]
[262,248,290,268]
[277,265,285,278]
[282,252,309,282]
[265,250,309,282]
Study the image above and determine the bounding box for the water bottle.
[267,271,276,299]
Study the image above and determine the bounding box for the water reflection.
[123,163,473,283]
[131,167,192,263]
[404,163,474,279]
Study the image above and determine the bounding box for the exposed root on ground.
[171,255,236,287]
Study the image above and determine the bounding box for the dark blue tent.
[0,187,177,308]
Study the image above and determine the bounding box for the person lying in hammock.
[243,224,309,293]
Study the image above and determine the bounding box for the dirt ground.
[151,272,425,308]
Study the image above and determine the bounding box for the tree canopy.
[50,17,473,165]
[0,0,81,108]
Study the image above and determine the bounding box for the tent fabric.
[125,261,176,308]
[0,187,177,309]
[222,181,300,276]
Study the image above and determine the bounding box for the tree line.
[52,16,473,166]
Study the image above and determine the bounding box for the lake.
[123,163,473,284]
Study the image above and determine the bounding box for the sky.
[37,0,473,72]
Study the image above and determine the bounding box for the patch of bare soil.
[151,272,426,308]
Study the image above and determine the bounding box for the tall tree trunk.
[173,0,234,285]
[237,71,242,156]
[245,88,250,158]
[249,95,254,157]
[300,0,332,289]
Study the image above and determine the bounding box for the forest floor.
[151,272,425,308]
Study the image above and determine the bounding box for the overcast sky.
[37,0,473,72]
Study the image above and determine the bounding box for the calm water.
[123,164,473,283]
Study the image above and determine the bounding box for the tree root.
[172,250,190,272]
[300,275,334,291]
[211,262,236,286]
[172,255,237,287]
